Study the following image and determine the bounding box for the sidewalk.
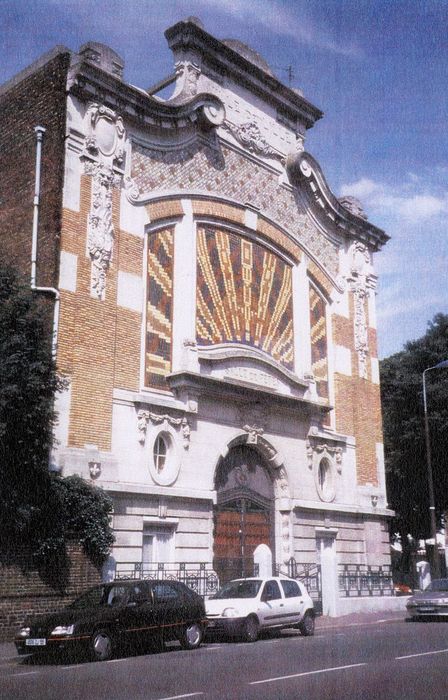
[315,608,406,630]
[0,609,408,661]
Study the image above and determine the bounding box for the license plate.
[419,607,436,613]
[26,639,46,646]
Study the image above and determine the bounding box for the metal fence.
[114,562,220,598]
[338,564,394,597]
[275,559,322,614]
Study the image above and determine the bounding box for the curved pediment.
[198,344,308,395]
[286,151,389,251]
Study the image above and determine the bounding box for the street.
[1,616,448,700]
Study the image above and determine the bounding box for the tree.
[380,314,448,554]
[0,267,113,584]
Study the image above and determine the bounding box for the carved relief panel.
[82,103,127,300]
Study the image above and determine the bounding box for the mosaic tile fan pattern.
[309,284,328,399]
[196,226,294,370]
[145,227,174,388]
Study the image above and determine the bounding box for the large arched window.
[196,226,294,370]
[309,282,328,399]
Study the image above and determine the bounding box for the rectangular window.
[142,525,174,566]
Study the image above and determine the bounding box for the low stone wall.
[335,594,409,617]
[0,544,101,641]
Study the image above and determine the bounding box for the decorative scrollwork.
[137,410,190,449]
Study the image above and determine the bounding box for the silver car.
[406,578,448,619]
[205,577,315,642]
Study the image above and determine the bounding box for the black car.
[15,579,207,661]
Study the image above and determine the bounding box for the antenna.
[272,64,295,87]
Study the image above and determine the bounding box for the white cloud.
[377,294,446,321]
[340,175,448,223]
[398,195,445,219]
[193,0,363,57]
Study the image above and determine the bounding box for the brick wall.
[0,544,101,642]
[333,294,383,486]
[0,52,70,294]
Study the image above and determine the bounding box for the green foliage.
[380,313,448,541]
[0,267,113,583]
[51,475,114,567]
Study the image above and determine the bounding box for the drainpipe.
[31,125,60,361]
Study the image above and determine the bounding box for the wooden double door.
[213,497,273,583]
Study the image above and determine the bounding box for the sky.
[1,0,447,358]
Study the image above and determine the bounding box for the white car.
[205,576,315,642]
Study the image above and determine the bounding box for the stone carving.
[295,133,305,153]
[339,195,368,220]
[223,120,280,160]
[281,512,290,564]
[83,103,126,299]
[306,438,343,474]
[88,461,101,479]
[175,60,201,97]
[347,242,374,379]
[276,466,289,493]
[181,417,190,445]
[235,464,250,486]
[137,409,190,449]
[243,424,264,445]
[86,163,120,300]
[353,285,369,379]
[226,366,279,390]
[84,103,126,167]
[123,175,140,203]
[306,440,314,469]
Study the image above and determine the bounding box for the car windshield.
[427,579,448,592]
[69,586,108,609]
[212,580,262,599]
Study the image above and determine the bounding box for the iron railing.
[275,559,322,614]
[114,562,219,598]
[338,564,394,597]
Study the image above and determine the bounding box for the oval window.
[315,457,335,502]
[149,431,180,486]
[153,435,167,473]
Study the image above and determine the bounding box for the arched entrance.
[213,444,275,583]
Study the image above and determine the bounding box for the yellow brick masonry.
[58,176,143,451]
[332,294,383,486]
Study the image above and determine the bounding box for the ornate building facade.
[0,19,395,614]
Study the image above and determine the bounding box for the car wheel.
[298,611,315,637]
[90,629,113,661]
[179,622,203,650]
[242,616,259,643]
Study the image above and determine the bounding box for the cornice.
[286,151,389,251]
[67,56,226,133]
[164,19,323,131]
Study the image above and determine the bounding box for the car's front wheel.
[241,615,259,642]
[298,611,315,636]
[179,622,202,650]
[90,629,113,661]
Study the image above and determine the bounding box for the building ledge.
[101,480,216,503]
[166,370,331,416]
[293,498,394,518]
